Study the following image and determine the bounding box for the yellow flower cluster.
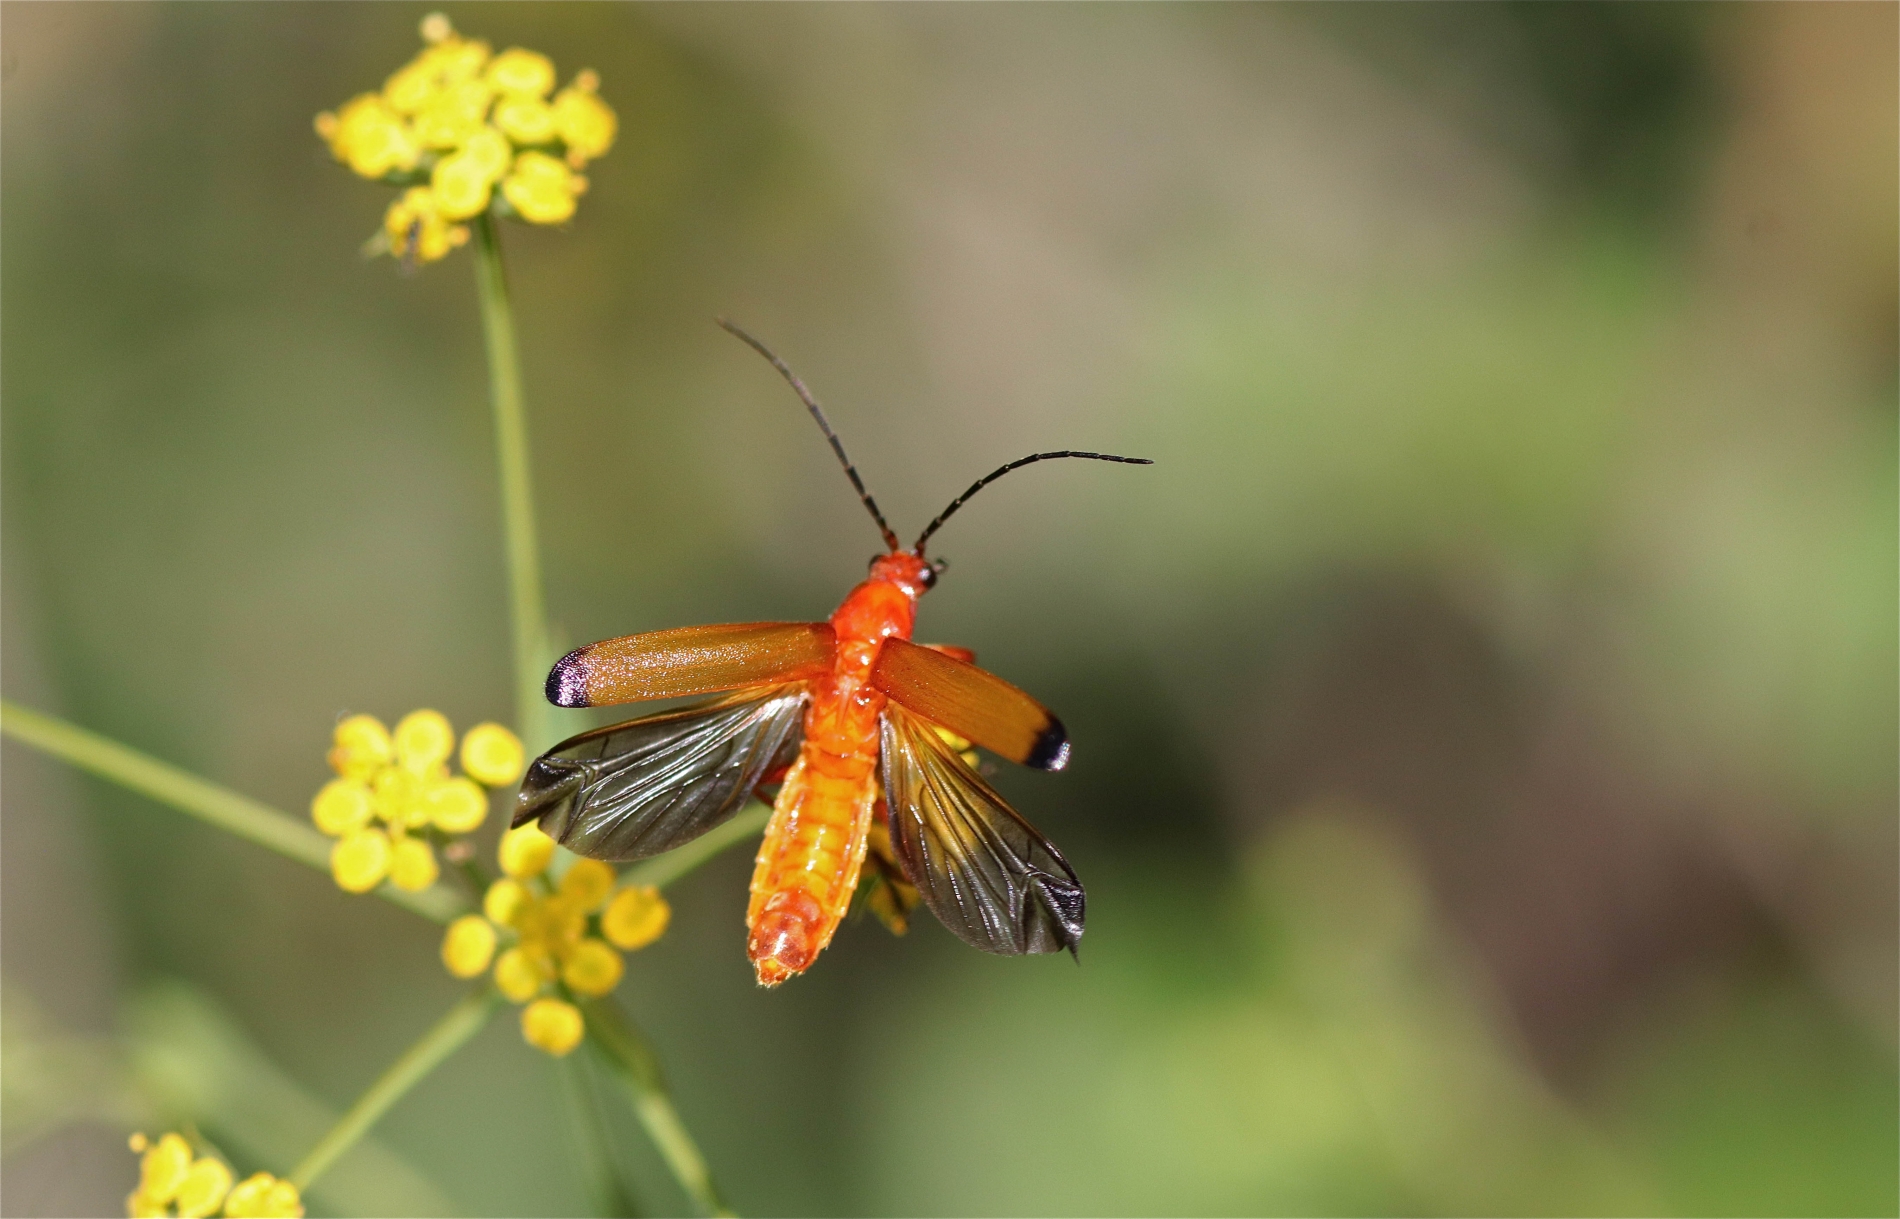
[313,12,616,263]
[312,711,524,895]
[441,823,670,1056]
[125,1134,301,1219]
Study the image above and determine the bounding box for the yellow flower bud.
[483,878,531,927]
[128,1189,167,1218]
[560,937,624,997]
[322,93,420,179]
[602,885,670,951]
[138,1133,193,1204]
[430,151,493,220]
[388,835,440,892]
[382,187,468,265]
[174,1157,232,1219]
[424,775,488,834]
[558,858,616,912]
[393,709,454,773]
[386,24,492,116]
[441,914,498,978]
[328,714,392,780]
[493,945,549,1002]
[412,78,494,150]
[494,94,556,145]
[419,12,453,44]
[261,1179,304,1219]
[340,104,414,176]
[310,778,374,836]
[223,1175,268,1218]
[429,38,491,86]
[501,151,584,225]
[224,1172,303,1218]
[383,56,441,116]
[520,893,586,955]
[521,997,584,1056]
[331,828,391,893]
[932,725,980,767]
[458,128,513,186]
[553,78,616,163]
[933,726,972,753]
[371,766,429,829]
[263,1181,302,1218]
[487,47,556,97]
[498,823,554,878]
[460,722,525,787]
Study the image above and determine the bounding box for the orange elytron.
[514,321,1149,986]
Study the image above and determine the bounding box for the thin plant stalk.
[1,698,759,910]
[555,1053,641,1218]
[470,212,553,750]
[0,700,466,924]
[290,987,502,1192]
[472,213,731,1216]
[580,998,732,1218]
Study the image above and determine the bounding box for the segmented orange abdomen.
[746,741,879,985]
[745,553,927,987]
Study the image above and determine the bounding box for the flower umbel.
[441,823,672,1056]
[311,712,522,895]
[314,13,613,265]
[125,1134,302,1219]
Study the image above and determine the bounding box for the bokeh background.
[3,4,1894,1216]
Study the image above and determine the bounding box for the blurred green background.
[3,4,1894,1216]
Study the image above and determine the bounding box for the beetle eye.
[917,564,937,589]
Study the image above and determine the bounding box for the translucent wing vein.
[878,704,1084,955]
[515,685,808,862]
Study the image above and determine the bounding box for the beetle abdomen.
[745,742,878,986]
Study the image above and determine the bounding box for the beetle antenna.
[912,451,1153,554]
[717,318,902,553]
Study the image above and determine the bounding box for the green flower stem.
[471,212,553,750]
[621,801,771,890]
[580,997,733,1218]
[555,1053,640,1218]
[0,700,466,923]
[289,986,501,1192]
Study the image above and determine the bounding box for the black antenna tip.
[912,450,1154,552]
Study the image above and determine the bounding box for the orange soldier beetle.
[514,321,1149,986]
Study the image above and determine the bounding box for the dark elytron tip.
[1027,718,1071,772]
[546,648,591,708]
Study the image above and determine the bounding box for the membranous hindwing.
[516,685,808,861]
[878,703,1084,955]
